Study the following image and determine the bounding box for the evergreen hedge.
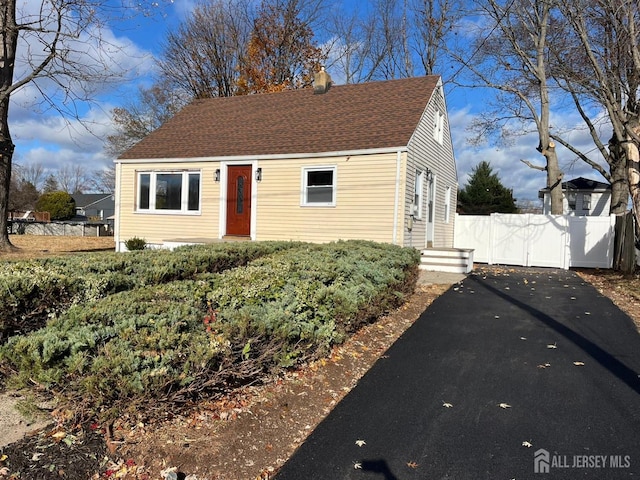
[0,241,299,343]
[0,241,419,421]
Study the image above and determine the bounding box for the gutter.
[115,146,409,165]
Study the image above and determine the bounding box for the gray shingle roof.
[119,76,440,160]
[539,177,611,194]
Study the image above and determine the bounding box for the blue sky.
[10,0,609,204]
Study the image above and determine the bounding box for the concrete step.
[419,248,474,274]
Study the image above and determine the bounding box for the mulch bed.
[0,426,109,480]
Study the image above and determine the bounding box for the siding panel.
[256,153,403,244]
[405,82,458,248]
[116,162,220,247]
[116,154,405,247]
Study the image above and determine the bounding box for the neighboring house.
[72,193,115,222]
[538,177,611,216]
[114,75,458,252]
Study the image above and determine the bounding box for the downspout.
[114,162,122,252]
[393,150,402,245]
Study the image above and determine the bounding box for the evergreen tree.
[458,161,518,215]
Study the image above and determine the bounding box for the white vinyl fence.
[454,213,616,269]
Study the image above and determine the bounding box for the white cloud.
[450,106,612,205]
[17,146,112,173]
[170,0,199,19]
[7,4,158,177]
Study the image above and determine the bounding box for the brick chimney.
[313,67,332,94]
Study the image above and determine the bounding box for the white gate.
[454,213,616,269]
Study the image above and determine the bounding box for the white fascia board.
[115,146,409,165]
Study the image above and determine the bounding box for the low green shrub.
[124,237,147,251]
[0,241,300,343]
[1,280,225,418]
[0,240,419,421]
[210,241,420,366]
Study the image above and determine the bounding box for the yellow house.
[115,75,464,268]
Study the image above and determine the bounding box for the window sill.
[135,210,202,215]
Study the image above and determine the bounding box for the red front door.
[226,165,252,236]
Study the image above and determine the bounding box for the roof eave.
[116,146,409,164]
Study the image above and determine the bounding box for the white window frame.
[136,170,202,214]
[444,186,451,223]
[433,110,445,144]
[301,166,337,207]
[413,170,425,219]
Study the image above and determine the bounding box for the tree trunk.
[0,100,16,252]
[608,137,629,214]
[0,0,18,252]
[623,125,640,246]
[544,141,564,215]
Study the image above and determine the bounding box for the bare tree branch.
[520,159,546,171]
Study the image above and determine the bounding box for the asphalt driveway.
[274,268,640,479]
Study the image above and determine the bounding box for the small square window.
[302,166,336,206]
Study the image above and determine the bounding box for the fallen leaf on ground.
[442,402,453,408]
[354,462,362,469]
[522,441,533,448]
[547,343,557,349]
[498,403,511,409]
[407,461,419,468]
[573,361,585,366]
[161,466,179,480]
[355,440,366,447]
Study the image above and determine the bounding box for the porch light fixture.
[215,169,220,182]
[255,167,262,181]
[426,168,433,181]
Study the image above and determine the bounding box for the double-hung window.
[566,191,577,212]
[433,110,445,144]
[444,186,451,223]
[413,170,425,219]
[137,171,201,213]
[302,166,336,206]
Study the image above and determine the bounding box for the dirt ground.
[0,238,639,480]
